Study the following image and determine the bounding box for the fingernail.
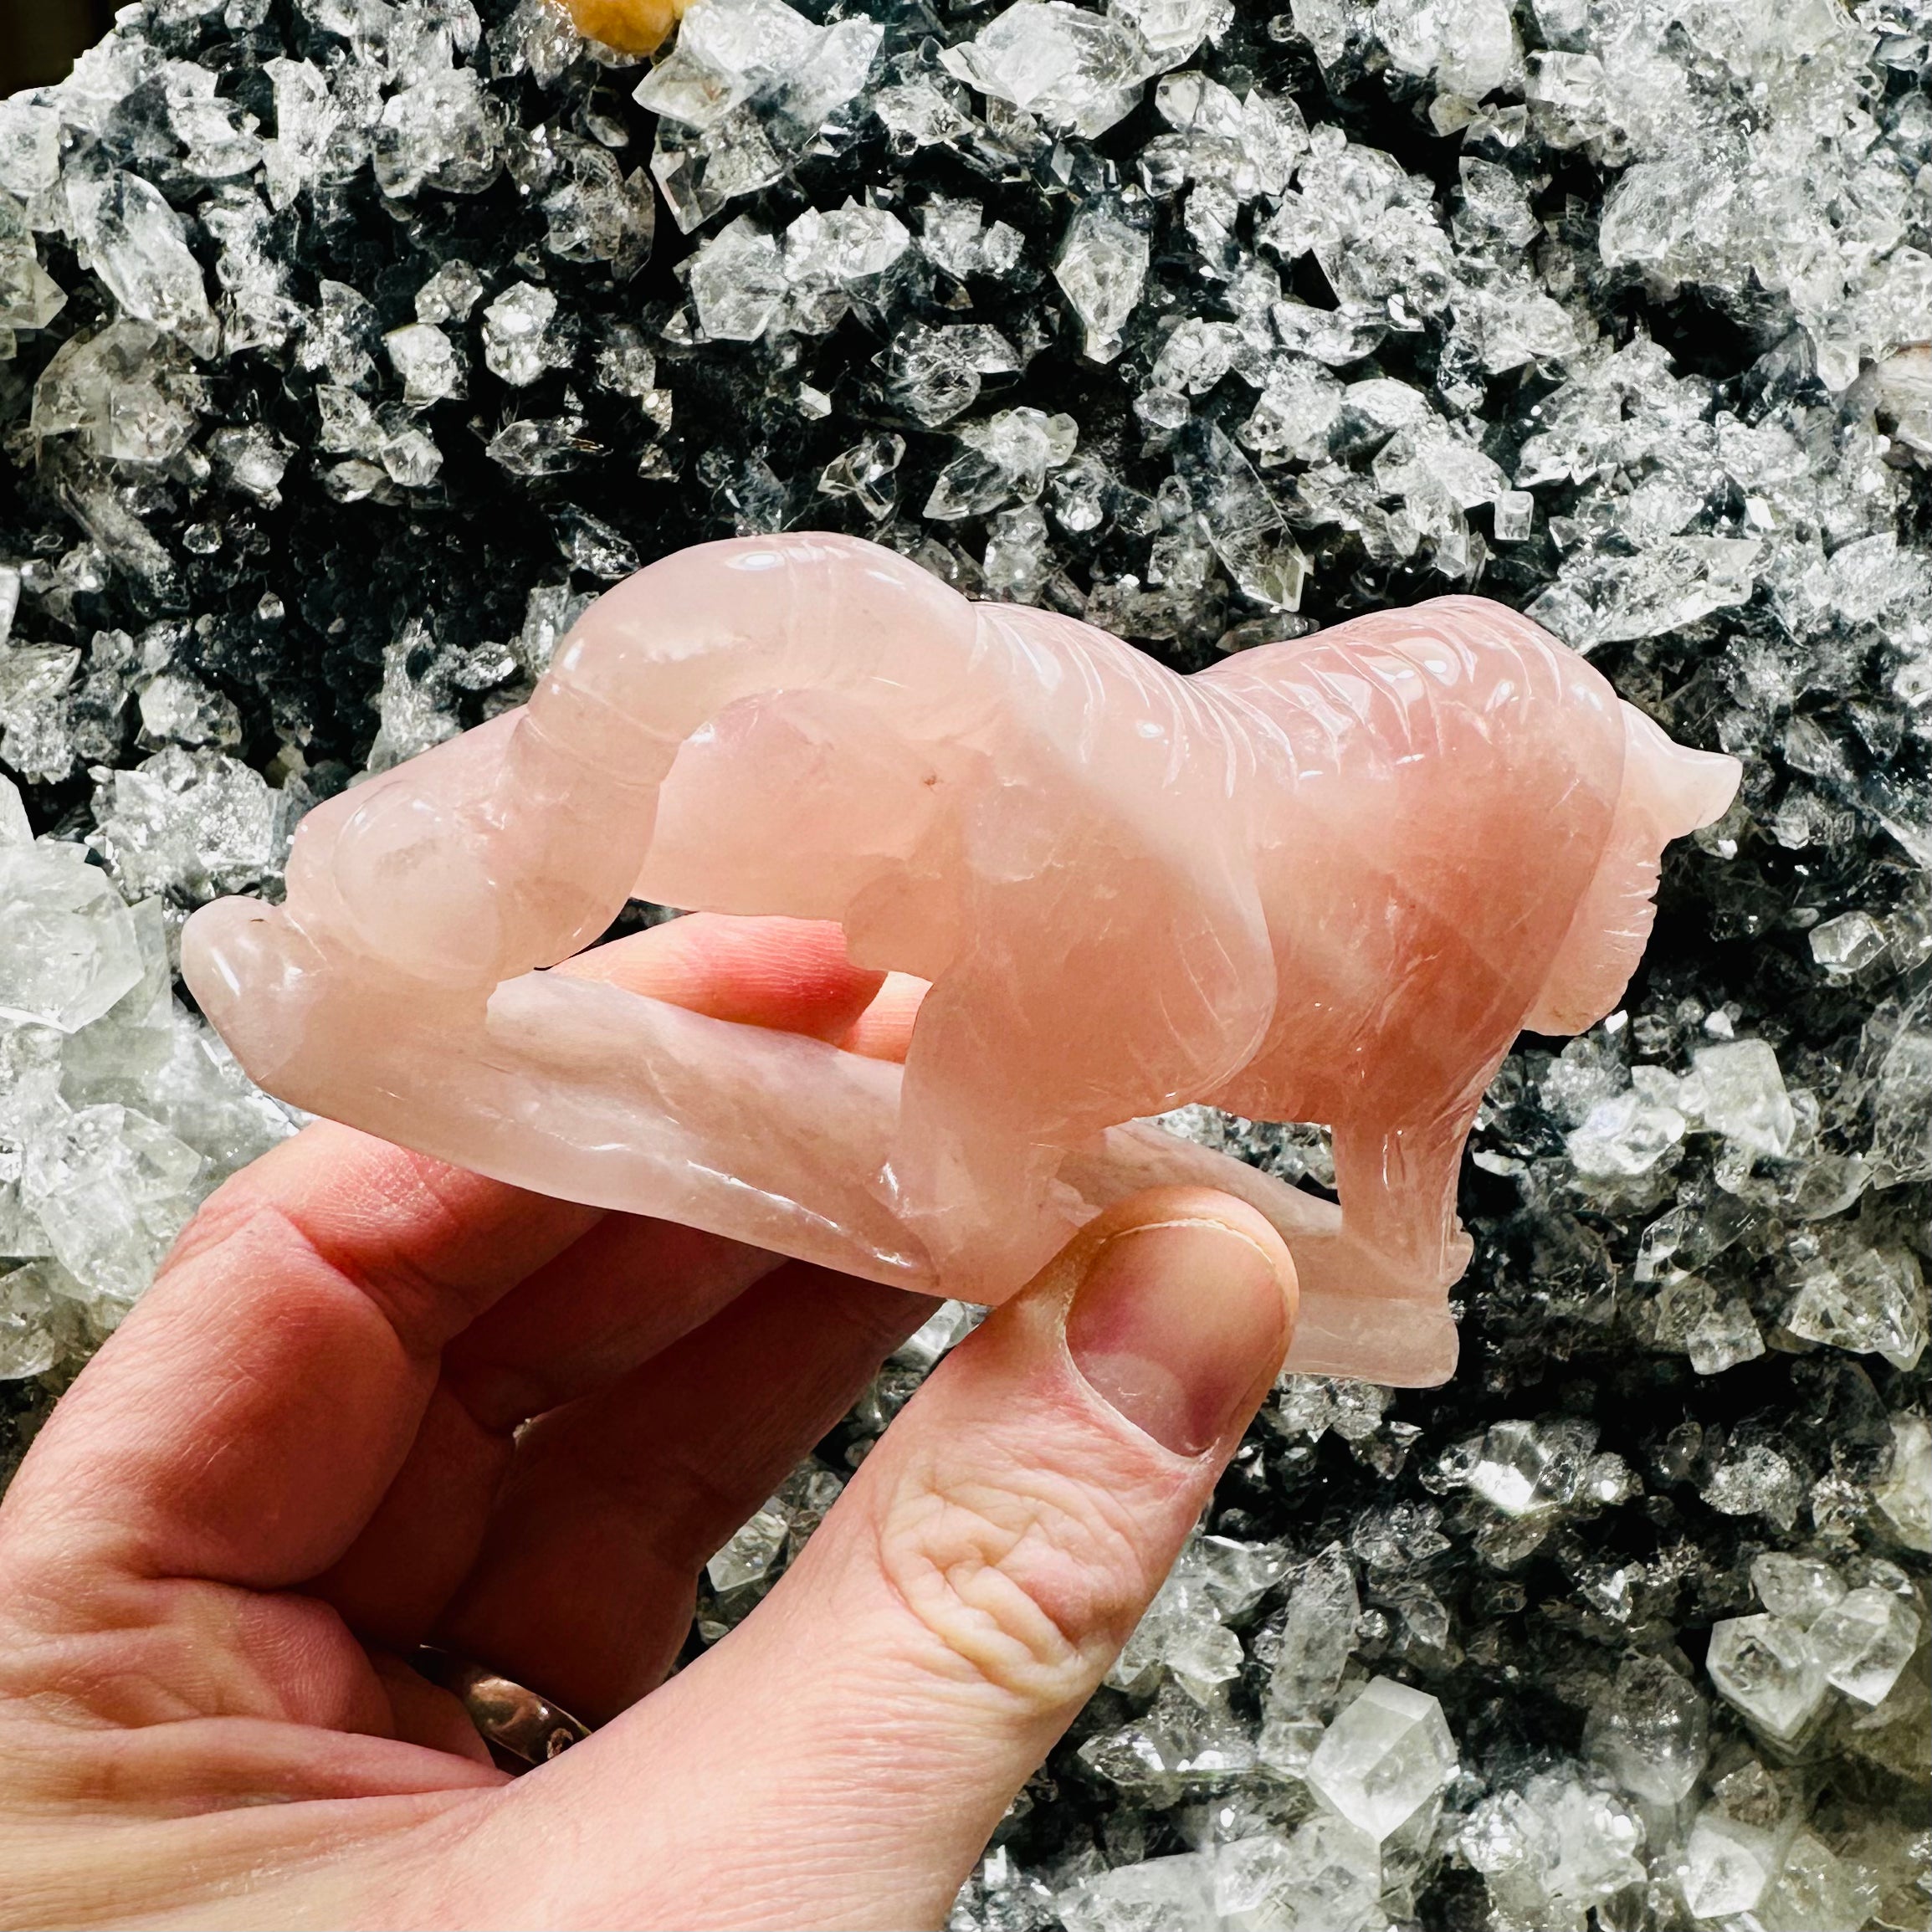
[1065,1220,1289,1456]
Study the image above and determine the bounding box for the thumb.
[498,1186,1296,1931]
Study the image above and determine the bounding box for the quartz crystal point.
[1304,1677,1457,1841]
[182,535,1736,1385]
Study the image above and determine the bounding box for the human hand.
[0,915,1296,1930]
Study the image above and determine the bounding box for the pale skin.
[0,914,1297,1929]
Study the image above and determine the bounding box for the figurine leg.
[1330,1110,1475,1295]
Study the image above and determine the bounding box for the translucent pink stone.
[182,534,1737,1384]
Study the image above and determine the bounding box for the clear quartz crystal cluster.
[0,773,296,1368]
[0,0,1926,1924]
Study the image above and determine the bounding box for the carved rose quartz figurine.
[182,535,1737,1386]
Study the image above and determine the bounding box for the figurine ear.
[1525,708,1739,1036]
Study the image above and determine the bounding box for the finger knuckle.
[875,1448,1153,1713]
[151,1169,278,1281]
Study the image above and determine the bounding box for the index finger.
[0,915,906,1597]
[0,1126,602,1596]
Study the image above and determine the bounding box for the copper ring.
[413,1646,592,1772]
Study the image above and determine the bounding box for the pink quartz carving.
[182,534,1738,1386]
